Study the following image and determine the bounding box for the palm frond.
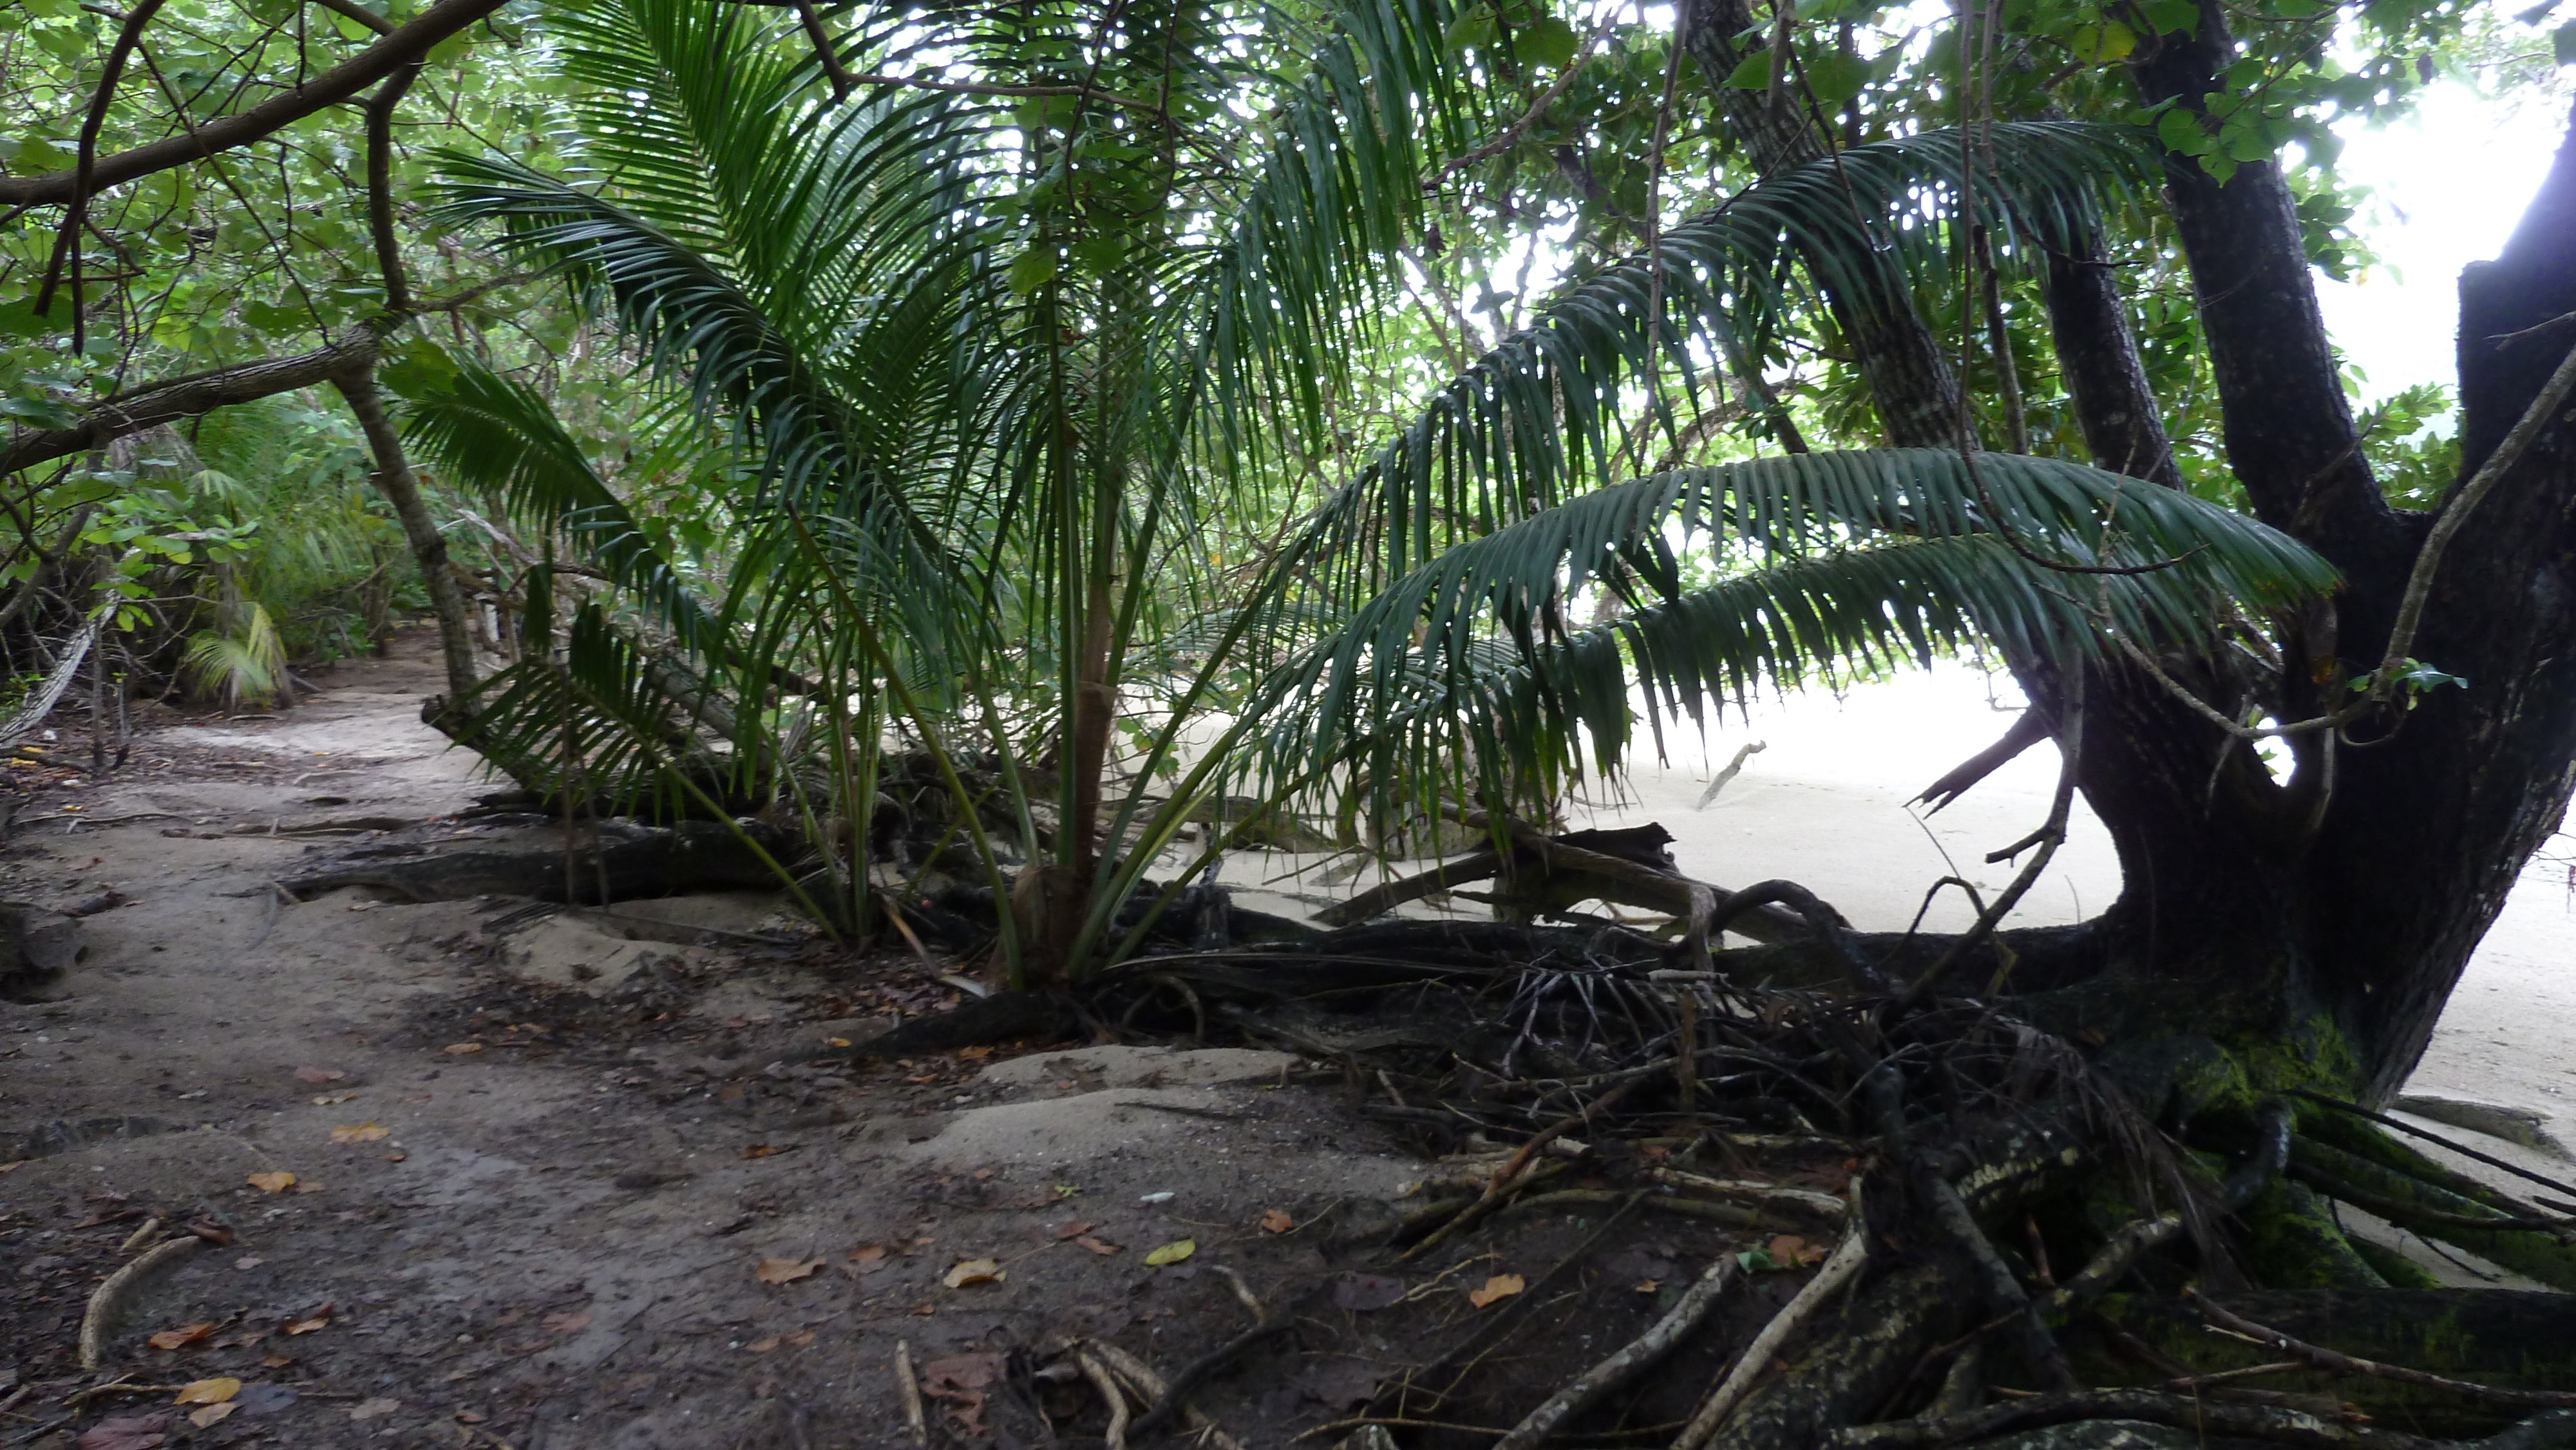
[401,358,717,652]
[1244,449,2338,820]
[1279,123,2162,605]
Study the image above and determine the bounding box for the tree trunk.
[2036,35,2576,1106]
[334,361,481,710]
[1678,0,1964,448]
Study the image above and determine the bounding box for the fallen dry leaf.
[1053,1221,1096,1241]
[849,1243,889,1263]
[232,1256,263,1270]
[75,1414,167,1450]
[1076,1236,1121,1256]
[244,1171,295,1194]
[1466,1273,1526,1309]
[540,1312,591,1334]
[785,1328,816,1348]
[173,1379,240,1406]
[442,1042,482,1055]
[919,1352,1003,1436]
[941,1257,1004,1288]
[955,1045,994,1061]
[1142,1238,1196,1267]
[282,1305,332,1335]
[292,1066,346,1085]
[1259,1208,1294,1234]
[754,1257,825,1285]
[741,1144,798,1159]
[183,1220,234,1247]
[1768,1235,1817,1268]
[186,1404,236,1429]
[347,1396,400,1420]
[148,1323,215,1350]
[746,1337,781,1353]
[328,1124,388,1144]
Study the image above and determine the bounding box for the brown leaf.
[941,1257,1004,1288]
[283,1304,333,1335]
[741,1144,799,1159]
[292,1067,345,1085]
[920,1352,1003,1436]
[184,1221,235,1247]
[746,1337,781,1353]
[173,1378,240,1406]
[1075,1236,1120,1256]
[955,1045,994,1061]
[187,1404,236,1429]
[149,1323,215,1350]
[328,1124,388,1144]
[245,1171,296,1194]
[260,1355,292,1370]
[785,1329,816,1348]
[1466,1274,1525,1309]
[755,1257,825,1285]
[919,1353,1002,1391]
[1258,1208,1294,1234]
[1767,1235,1815,1268]
[1053,1221,1096,1241]
[540,1312,591,1334]
[76,1415,168,1450]
[442,1042,483,1055]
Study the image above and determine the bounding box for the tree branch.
[365,60,426,315]
[1,332,380,479]
[0,0,508,208]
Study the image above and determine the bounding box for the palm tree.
[402,0,2331,985]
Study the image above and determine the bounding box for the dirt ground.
[2,634,1862,1450]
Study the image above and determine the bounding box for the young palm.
[406,0,2333,984]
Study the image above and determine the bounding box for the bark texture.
[1677,0,1965,447]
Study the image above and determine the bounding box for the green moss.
[2235,1177,2389,1288]
[2346,1234,2444,1290]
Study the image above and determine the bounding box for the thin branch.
[1423,8,1622,196]
[792,0,855,100]
[364,60,424,314]
[0,0,508,208]
[35,0,172,351]
[2374,335,2576,692]
[2189,1290,2576,1409]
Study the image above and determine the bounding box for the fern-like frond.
[401,359,717,652]
[1245,449,2337,819]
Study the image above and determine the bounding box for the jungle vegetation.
[12,0,2576,1438]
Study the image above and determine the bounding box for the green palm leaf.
[1245,449,2338,821]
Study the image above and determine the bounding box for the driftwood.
[1316,816,1806,942]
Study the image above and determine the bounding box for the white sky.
[2316,81,2571,406]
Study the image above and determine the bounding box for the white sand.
[1233,663,2575,1154]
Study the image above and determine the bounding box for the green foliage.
[182,601,287,711]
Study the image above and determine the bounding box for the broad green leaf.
[1804,50,1869,102]
[1725,51,1774,89]
[1008,248,1059,295]
[1517,15,1578,69]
